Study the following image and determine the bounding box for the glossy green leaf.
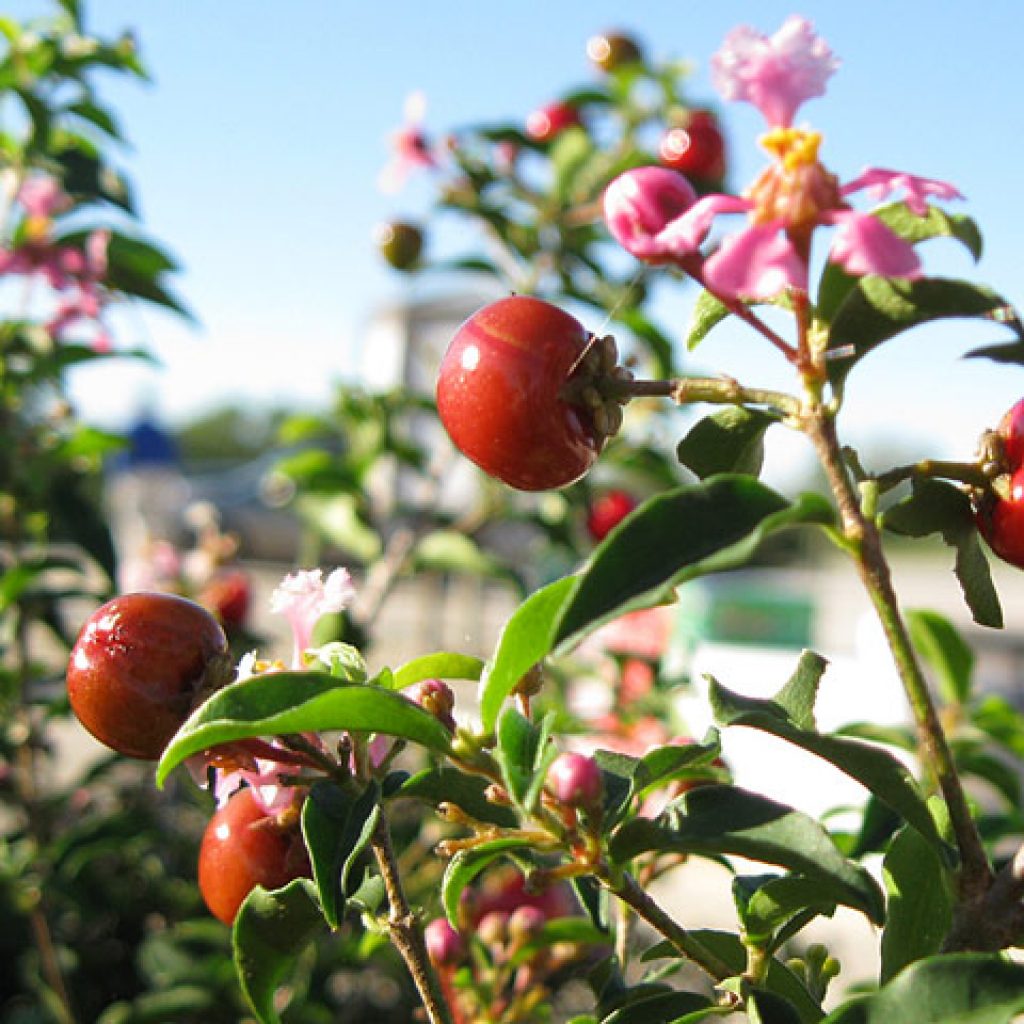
[822,954,1024,1023]
[396,764,517,827]
[301,781,380,929]
[157,673,452,786]
[391,651,485,690]
[906,609,974,705]
[826,276,1023,386]
[748,988,806,1024]
[411,529,512,579]
[677,407,778,480]
[601,990,711,1024]
[233,878,324,1024]
[553,477,834,654]
[735,874,837,948]
[708,659,950,861]
[880,822,953,983]
[874,202,983,261]
[495,707,556,812]
[441,838,535,925]
[478,576,575,732]
[882,478,1002,627]
[611,785,884,924]
[643,930,823,1023]
[685,289,731,350]
[294,494,382,563]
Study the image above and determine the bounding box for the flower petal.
[654,193,751,255]
[704,222,807,299]
[270,567,356,666]
[841,167,963,216]
[827,210,921,278]
[603,166,698,262]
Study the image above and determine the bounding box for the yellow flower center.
[759,127,823,171]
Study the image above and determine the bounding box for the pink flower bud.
[603,167,697,264]
[406,678,457,733]
[424,918,464,966]
[508,904,547,946]
[548,752,603,809]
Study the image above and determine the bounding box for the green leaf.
[686,290,731,351]
[233,878,324,1024]
[551,126,596,202]
[610,785,884,924]
[708,659,951,862]
[880,822,954,983]
[600,990,712,1024]
[822,954,1024,1023]
[677,407,779,480]
[553,477,834,653]
[441,838,535,925]
[874,202,983,261]
[392,651,485,690]
[157,673,452,786]
[478,576,575,732]
[495,707,556,812]
[301,781,380,929]
[882,479,1002,627]
[735,874,837,949]
[906,609,974,705]
[643,930,824,1023]
[396,764,518,827]
[826,276,1023,386]
[294,494,382,562]
[411,529,511,579]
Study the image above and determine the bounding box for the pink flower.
[840,167,964,216]
[603,167,698,263]
[826,209,921,278]
[377,91,438,194]
[269,567,356,666]
[18,175,71,220]
[711,16,839,128]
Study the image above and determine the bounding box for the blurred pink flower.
[711,16,838,127]
[378,90,439,194]
[18,174,72,220]
[592,605,673,660]
[603,166,698,264]
[270,566,356,666]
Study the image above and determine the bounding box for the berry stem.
[871,458,991,493]
[802,405,994,907]
[598,373,800,417]
[371,814,454,1024]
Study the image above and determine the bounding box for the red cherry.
[436,296,603,491]
[67,592,231,759]
[525,101,581,142]
[198,787,310,925]
[586,489,637,541]
[659,112,726,182]
[998,398,1024,469]
[199,569,251,630]
[977,467,1024,569]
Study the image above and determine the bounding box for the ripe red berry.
[977,467,1024,569]
[525,101,581,142]
[586,489,637,541]
[998,397,1024,469]
[436,296,604,490]
[374,220,424,271]
[198,787,310,925]
[659,111,726,182]
[586,31,643,73]
[67,592,232,760]
[199,569,251,630]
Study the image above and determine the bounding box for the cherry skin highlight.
[436,295,603,490]
[198,787,310,925]
[998,397,1024,469]
[67,592,231,760]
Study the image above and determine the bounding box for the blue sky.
[10,1,1024,476]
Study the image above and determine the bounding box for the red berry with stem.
[659,111,726,182]
[998,397,1024,469]
[198,787,310,925]
[67,592,232,760]
[586,489,637,541]
[436,296,608,491]
[977,466,1024,569]
[526,101,581,142]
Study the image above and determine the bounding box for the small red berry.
[526,101,581,143]
[436,296,604,491]
[586,31,643,73]
[67,592,232,760]
[199,569,251,630]
[977,467,1024,569]
[998,397,1024,469]
[548,752,603,809]
[659,111,726,182]
[586,489,637,541]
[198,787,310,925]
